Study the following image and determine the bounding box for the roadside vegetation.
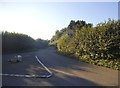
[50,19,120,70]
[2,31,49,54]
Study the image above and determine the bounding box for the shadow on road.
[2,47,118,86]
[22,72,100,86]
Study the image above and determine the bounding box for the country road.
[2,47,119,86]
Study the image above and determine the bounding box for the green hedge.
[51,19,120,70]
[2,31,49,54]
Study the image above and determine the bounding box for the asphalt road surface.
[2,47,119,86]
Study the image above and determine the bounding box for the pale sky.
[0,2,118,40]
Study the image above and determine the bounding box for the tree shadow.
[2,53,99,86]
[22,71,100,86]
[2,47,118,86]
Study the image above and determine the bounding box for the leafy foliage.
[50,19,120,70]
[35,38,49,49]
[2,31,49,54]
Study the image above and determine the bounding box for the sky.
[0,2,118,40]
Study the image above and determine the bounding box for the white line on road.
[35,56,52,74]
[1,55,53,78]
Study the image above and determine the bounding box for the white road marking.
[35,56,52,74]
[1,55,53,78]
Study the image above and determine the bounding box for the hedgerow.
[50,19,120,70]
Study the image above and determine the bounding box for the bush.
[50,19,120,70]
[2,31,49,54]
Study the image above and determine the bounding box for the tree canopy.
[2,31,49,54]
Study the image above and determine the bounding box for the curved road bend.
[2,47,119,86]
